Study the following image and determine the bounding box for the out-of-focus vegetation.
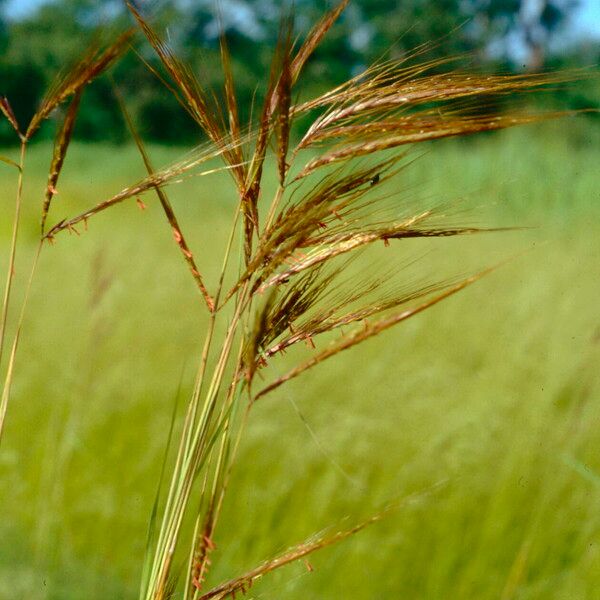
[0,127,599,598]
[1,2,599,598]
[0,0,598,145]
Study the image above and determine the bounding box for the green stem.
[0,139,26,368]
[0,240,43,445]
[144,200,249,600]
[0,140,28,443]
[148,284,250,599]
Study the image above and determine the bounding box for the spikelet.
[0,97,21,138]
[41,90,82,234]
[43,137,246,241]
[26,30,132,139]
[195,482,446,600]
[113,82,215,311]
[256,268,496,400]
[290,0,350,83]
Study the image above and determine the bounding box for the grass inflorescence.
[0,2,594,599]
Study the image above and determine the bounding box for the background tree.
[468,0,580,70]
[0,0,595,144]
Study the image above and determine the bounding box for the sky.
[5,0,600,42]
[572,0,600,39]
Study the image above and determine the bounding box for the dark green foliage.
[0,0,596,145]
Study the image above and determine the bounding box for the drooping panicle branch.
[218,29,245,184]
[43,139,245,241]
[290,0,350,84]
[113,82,216,312]
[255,268,496,400]
[126,2,246,192]
[290,65,583,179]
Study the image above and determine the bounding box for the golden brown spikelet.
[275,27,293,185]
[223,159,398,305]
[294,68,579,122]
[26,30,133,140]
[126,2,247,189]
[290,0,350,83]
[288,64,585,180]
[218,32,245,181]
[255,268,496,400]
[295,112,568,177]
[113,82,215,311]
[245,267,332,376]
[0,97,22,138]
[41,90,82,235]
[195,483,447,600]
[262,278,447,359]
[239,15,300,262]
[43,137,245,241]
[126,3,215,131]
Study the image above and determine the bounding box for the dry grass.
[0,2,591,599]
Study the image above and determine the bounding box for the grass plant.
[0,130,599,599]
[0,2,596,598]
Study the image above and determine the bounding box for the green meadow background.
[1,120,599,598]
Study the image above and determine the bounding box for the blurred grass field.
[0,122,599,599]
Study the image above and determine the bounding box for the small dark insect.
[370,173,380,186]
